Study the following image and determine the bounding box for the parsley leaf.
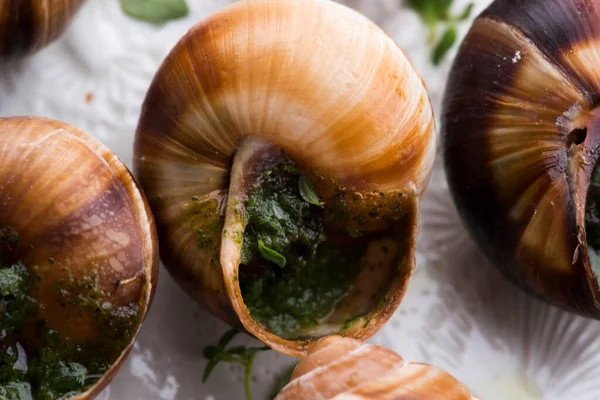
[299,176,324,207]
[120,0,189,24]
[202,330,269,400]
[258,240,287,268]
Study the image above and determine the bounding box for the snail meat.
[442,0,600,317]
[0,117,158,399]
[275,336,478,399]
[0,0,85,59]
[134,0,435,356]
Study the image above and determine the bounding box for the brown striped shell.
[442,0,600,317]
[0,117,158,399]
[0,0,85,59]
[134,0,435,357]
[275,336,478,400]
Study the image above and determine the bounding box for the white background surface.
[3,1,600,399]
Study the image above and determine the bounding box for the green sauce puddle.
[239,159,366,337]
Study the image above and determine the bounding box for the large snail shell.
[0,0,85,59]
[442,0,600,317]
[275,336,477,399]
[0,117,158,399]
[134,0,435,356]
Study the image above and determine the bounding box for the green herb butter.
[0,243,139,399]
[239,160,366,337]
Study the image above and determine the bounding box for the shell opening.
[567,128,588,148]
[219,138,417,351]
[0,117,157,399]
[585,157,600,281]
[0,226,142,399]
[578,109,600,289]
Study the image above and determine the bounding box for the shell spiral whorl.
[275,336,477,400]
[134,0,435,356]
[0,117,158,399]
[442,0,600,317]
[0,0,85,58]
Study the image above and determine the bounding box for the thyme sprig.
[202,330,269,400]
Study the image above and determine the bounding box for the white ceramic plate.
[2,1,600,399]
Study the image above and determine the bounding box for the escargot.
[442,0,600,317]
[0,117,158,399]
[275,336,477,399]
[0,0,85,58]
[134,0,435,356]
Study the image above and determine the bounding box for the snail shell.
[134,0,435,356]
[0,117,158,399]
[442,0,600,317]
[0,0,85,59]
[275,336,477,399]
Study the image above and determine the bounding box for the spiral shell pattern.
[442,0,600,316]
[134,0,435,355]
[275,336,477,400]
[0,116,158,398]
[0,0,85,58]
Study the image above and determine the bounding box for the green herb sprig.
[406,0,474,65]
[202,330,269,400]
[120,0,189,24]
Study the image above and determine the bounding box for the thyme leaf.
[202,330,269,400]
